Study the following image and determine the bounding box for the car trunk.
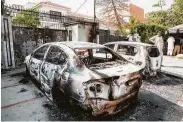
[82,61,142,115]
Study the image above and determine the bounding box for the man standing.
[134,33,141,42]
[173,29,181,56]
[173,37,181,56]
[150,31,164,57]
[167,35,175,56]
[128,32,134,42]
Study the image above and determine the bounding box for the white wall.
[24,2,37,9]
[71,25,78,41]
[78,24,91,42]
[67,24,92,42]
[67,25,78,41]
[38,5,70,15]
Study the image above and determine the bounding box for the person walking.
[149,31,164,65]
[134,33,141,42]
[128,32,134,42]
[173,36,181,56]
[167,35,175,56]
[173,29,181,55]
[149,31,164,57]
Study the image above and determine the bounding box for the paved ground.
[161,56,183,78]
[1,71,183,121]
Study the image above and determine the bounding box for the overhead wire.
[71,0,88,15]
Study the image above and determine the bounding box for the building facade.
[129,4,145,23]
[24,1,95,42]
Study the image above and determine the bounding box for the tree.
[132,24,168,43]
[172,0,183,23]
[152,0,166,9]
[12,8,40,28]
[96,0,129,34]
[146,9,182,27]
[148,0,183,27]
[146,10,168,26]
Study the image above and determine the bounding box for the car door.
[40,46,69,94]
[116,44,140,64]
[29,45,50,81]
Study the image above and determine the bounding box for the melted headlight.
[89,84,102,93]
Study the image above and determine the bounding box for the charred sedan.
[104,41,162,76]
[24,42,142,116]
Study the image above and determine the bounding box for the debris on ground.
[34,91,44,98]
[19,79,29,84]
[42,102,53,109]
[17,88,28,93]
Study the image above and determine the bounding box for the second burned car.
[104,41,162,76]
[24,42,142,116]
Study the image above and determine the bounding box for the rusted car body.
[104,41,162,76]
[24,42,142,116]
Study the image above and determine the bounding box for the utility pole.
[93,0,96,43]
[111,0,123,34]
[94,0,96,23]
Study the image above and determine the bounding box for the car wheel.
[131,91,139,104]
[51,83,66,106]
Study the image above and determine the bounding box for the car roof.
[105,41,153,47]
[46,41,105,49]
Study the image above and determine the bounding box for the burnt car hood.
[70,60,142,83]
[71,60,142,82]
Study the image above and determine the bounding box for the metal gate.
[3,4,98,67]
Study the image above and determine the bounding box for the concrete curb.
[160,69,183,79]
[1,68,26,77]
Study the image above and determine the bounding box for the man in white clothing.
[134,33,141,42]
[149,31,164,65]
[149,31,164,57]
[167,35,175,56]
[128,33,134,42]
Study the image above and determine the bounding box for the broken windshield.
[74,47,123,67]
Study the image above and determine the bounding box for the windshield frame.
[73,46,127,65]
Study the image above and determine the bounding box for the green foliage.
[147,10,182,27]
[12,8,40,28]
[114,27,128,36]
[172,0,183,23]
[132,24,168,43]
[147,0,183,28]
[152,3,160,7]
[152,0,166,9]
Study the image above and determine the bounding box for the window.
[45,46,67,65]
[148,47,160,57]
[33,45,49,60]
[117,45,138,56]
[94,48,112,59]
[75,47,121,66]
[105,44,115,50]
[50,10,62,19]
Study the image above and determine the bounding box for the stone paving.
[161,56,183,78]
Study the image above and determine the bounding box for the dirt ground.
[1,72,183,121]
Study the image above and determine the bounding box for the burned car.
[104,41,162,76]
[24,42,142,116]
